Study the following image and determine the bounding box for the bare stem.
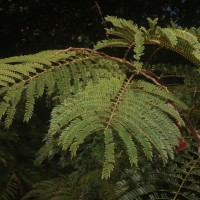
[94,1,105,26]
[145,46,162,68]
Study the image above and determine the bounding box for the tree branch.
[55,47,170,92]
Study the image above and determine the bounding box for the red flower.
[176,138,187,152]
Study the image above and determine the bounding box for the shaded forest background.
[0,1,200,199]
[1,0,200,58]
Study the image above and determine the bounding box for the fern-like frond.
[95,16,200,68]
[112,121,137,165]
[0,50,123,127]
[34,137,60,165]
[22,175,70,200]
[95,16,139,52]
[157,27,178,46]
[147,18,158,32]
[105,15,138,38]
[4,82,25,127]
[116,148,200,200]
[0,179,19,200]
[102,128,115,179]
[95,39,129,49]
[44,76,186,178]
[0,50,56,65]
[131,80,188,111]
[133,31,145,70]
[22,168,115,200]
[24,79,36,122]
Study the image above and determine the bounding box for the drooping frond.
[116,147,200,200]
[44,76,186,179]
[22,168,115,200]
[94,39,129,49]
[95,16,200,68]
[0,173,19,200]
[105,16,138,41]
[34,136,60,165]
[157,27,178,46]
[1,13,200,200]
[0,49,123,127]
[102,128,115,179]
[94,16,139,50]
[133,31,145,70]
[22,175,70,200]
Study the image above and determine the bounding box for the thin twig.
[6,170,25,196]
[94,1,105,26]
[94,1,108,38]
[140,69,170,93]
[123,42,135,61]
[55,47,136,69]
[145,46,162,69]
[188,87,198,121]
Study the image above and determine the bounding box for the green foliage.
[22,170,115,200]
[0,116,47,200]
[0,49,122,128]
[0,16,200,199]
[39,76,186,179]
[22,175,72,200]
[0,130,20,200]
[115,146,200,200]
[95,16,200,67]
[22,136,115,200]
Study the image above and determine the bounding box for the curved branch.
[55,47,169,92]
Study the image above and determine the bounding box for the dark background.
[0,0,200,58]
